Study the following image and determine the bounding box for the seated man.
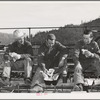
[0,30,33,86]
[73,29,100,91]
[31,34,68,92]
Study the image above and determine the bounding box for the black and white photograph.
[0,1,100,99]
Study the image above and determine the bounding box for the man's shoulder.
[55,41,62,45]
[10,41,17,46]
[24,41,32,46]
[91,40,98,46]
[55,41,66,48]
[91,40,97,44]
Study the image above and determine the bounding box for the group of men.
[0,29,100,92]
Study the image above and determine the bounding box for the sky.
[0,1,100,35]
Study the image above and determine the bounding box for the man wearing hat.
[0,30,33,85]
[30,33,68,92]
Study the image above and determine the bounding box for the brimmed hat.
[47,34,56,40]
[83,29,92,35]
[13,30,25,39]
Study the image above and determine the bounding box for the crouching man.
[0,30,33,86]
[73,29,100,91]
[30,34,68,92]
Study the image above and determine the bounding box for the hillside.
[32,18,100,46]
[1,17,100,46]
[32,25,83,45]
[0,33,13,45]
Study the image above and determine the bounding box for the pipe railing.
[0,26,100,45]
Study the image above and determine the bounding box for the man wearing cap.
[0,30,33,85]
[30,34,68,92]
[73,29,100,91]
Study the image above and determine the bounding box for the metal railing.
[0,25,100,41]
[0,26,100,56]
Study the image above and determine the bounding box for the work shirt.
[74,39,100,64]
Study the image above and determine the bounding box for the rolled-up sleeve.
[38,44,45,64]
[57,41,68,57]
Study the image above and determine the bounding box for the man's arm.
[6,43,15,53]
[7,41,33,59]
[38,43,47,71]
[53,42,68,74]
[5,43,18,61]
[21,43,33,58]
[57,41,67,51]
[56,41,68,58]
[90,42,100,59]
[38,43,46,57]
[26,43,33,56]
[73,41,80,65]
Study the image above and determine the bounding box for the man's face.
[46,39,55,48]
[17,37,24,44]
[83,33,93,44]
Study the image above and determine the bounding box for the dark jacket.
[7,40,33,56]
[39,41,67,60]
[38,41,68,69]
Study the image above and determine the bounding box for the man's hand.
[40,71,48,79]
[47,69,55,77]
[9,52,21,61]
[53,74,59,80]
[38,52,45,57]
[84,50,92,57]
[41,63,48,74]
[82,49,94,58]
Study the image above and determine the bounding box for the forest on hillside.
[1,18,100,46]
[31,18,100,46]
[0,33,13,45]
[32,25,83,46]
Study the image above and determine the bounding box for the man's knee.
[27,57,32,61]
[26,57,32,63]
[2,61,11,78]
[59,58,66,67]
[63,69,67,74]
[23,57,33,66]
[74,62,82,73]
[2,61,11,68]
[73,62,84,84]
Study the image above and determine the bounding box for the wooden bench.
[0,46,99,93]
